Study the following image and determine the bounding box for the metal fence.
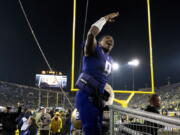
[109,105,180,135]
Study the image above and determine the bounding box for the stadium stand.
[0,81,180,134]
[0,81,74,108]
[128,83,180,115]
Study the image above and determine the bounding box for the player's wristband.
[92,17,107,31]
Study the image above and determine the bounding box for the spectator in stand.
[16,108,28,135]
[0,102,22,135]
[37,107,51,135]
[145,94,161,114]
[49,109,55,118]
[34,107,43,123]
[50,112,62,135]
[23,116,38,135]
[59,111,66,135]
[144,94,163,135]
[161,108,168,116]
[20,109,32,135]
[64,109,72,135]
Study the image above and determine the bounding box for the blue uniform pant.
[76,89,103,135]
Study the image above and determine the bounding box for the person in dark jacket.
[16,108,28,135]
[121,94,163,135]
[145,94,161,114]
[144,94,163,135]
[20,109,32,135]
[24,116,38,135]
[0,103,22,135]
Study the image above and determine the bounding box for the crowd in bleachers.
[128,83,180,116]
[0,81,75,135]
[0,104,72,135]
[0,81,74,108]
[0,81,180,135]
[1,80,180,112]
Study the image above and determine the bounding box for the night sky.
[0,0,180,90]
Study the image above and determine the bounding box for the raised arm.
[84,12,119,56]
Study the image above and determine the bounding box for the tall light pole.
[128,59,139,90]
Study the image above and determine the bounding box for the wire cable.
[78,0,89,75]
[18,0,74,108]
[82,0,89,43]
[18,0,52,71]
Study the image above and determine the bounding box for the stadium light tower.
[128,59,140,90]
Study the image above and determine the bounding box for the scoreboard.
[35,73,67,89]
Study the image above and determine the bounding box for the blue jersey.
[82,45,113,93]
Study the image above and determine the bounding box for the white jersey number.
[76,111,80,120]
[104,61,112,75]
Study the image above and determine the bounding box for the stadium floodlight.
[112,62,119,71]
[128,59,140,67]
[128,59,140,90]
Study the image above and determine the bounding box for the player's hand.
[104,12,119,22]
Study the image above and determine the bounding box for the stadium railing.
[109,105,180,135]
